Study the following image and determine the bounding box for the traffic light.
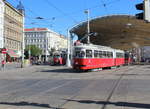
[135,2,144,19]
[136,12,144,19]
[135,0,150,22]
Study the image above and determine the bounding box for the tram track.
[101,66,134,109]
[0,65,136,109]
[57,66,135,109]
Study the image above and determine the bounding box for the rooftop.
[70,15,150,50]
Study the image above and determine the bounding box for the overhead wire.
[12,0,122,21]
[43,0,78,23]
[99,0,110,27]
[35,0,122,23]
[12,0,55,29]
[10,0,123,29]
[47,0,122,20]
[107,0,121,5]
[100,0,110,15]
[11,0,122,20]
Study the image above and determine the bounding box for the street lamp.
[21,14,25,68]
[84,9,90,44]
[66,29,71,67]
[66,10,94,67]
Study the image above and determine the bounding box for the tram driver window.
[86,50,92,58]
[54,54,60,58]
[75,51,80,58]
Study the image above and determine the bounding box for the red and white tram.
[53,51,67,65]
[73,43,125,70]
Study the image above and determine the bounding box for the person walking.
[1,60,5,70]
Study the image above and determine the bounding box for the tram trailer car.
[73,44,125,70]
[124,52,132,65]
[53,52,67,65]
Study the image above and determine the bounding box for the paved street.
[0,65,150,109]
[0,62,22,71]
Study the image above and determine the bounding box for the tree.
[25,45,42,57]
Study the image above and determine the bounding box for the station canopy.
[70,15,150,50]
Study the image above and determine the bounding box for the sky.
[6,0,143,36]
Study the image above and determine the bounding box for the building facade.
[3,1,24,62]
[0,0,4,49]
[24,28,67,61]
[0,0,4,63]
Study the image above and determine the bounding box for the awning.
[7,49,21,58]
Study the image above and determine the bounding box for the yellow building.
[4,1,24,62]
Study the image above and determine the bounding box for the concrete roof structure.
[70,15,150,50]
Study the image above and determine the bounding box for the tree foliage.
[25,45,42,57]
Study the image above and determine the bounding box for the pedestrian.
[1,60,5,70]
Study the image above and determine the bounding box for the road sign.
[2,49,7,54]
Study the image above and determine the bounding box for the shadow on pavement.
[0,101,51,108]
[41,68,87,73]
[64,99,150,109]
[0,101,66,109]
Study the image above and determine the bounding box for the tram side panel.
[73,58,115,70]
[115,52,125,66]
[73,50,116,70]
[115,58,125,66]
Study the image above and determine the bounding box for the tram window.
[106,51,109,58]
[116,53,124,58]
[61,54,67,58]
[107,52,113,58]
[80,51,85,58]
[54,55,60,58]
[103,51,107,58]
[110,52,113,58]
[86,50,92,58]
[74,51,85,58]
[116,53,119,58]
[99,51,103,58]
[101,51,105,58]
[94,50,99,58]
[61,54,63,58]
[121,53,124,58]
[107,52,110,58]
[75,51,80,58]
